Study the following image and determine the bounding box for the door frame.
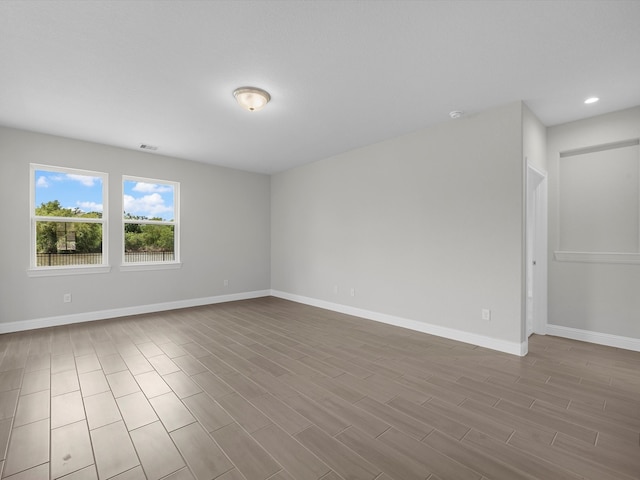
[526,164,548,336]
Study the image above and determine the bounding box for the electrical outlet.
[63,293,72,303]
[481,309,491,321]
[223,279,228,287]
[350,288,355,297]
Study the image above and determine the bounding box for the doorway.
[526,164,548,336]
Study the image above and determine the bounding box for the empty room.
[1,1,639,479]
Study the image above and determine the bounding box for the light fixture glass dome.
[233,87,271,111]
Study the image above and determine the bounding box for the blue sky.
[35,170,103,213]
[35,170,175,221]
[123,179,174,221]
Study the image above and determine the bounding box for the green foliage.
[35,203,174,254]
[35,201,102,253]
[124,224,174,252]
[123,212,174,253]
[74,222,103,253]
[36,200,62,216]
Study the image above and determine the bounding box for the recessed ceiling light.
[584,97,599,104]
[233,87,271,112]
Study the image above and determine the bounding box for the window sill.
[120,262,182,272]
[27,265,111,277]
[554,251,640,264]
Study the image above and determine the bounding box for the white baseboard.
[546,324,640,352]
[0,290,271,334]
[2,288,533,357]
[271,290,528,356]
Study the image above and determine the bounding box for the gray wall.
[547,106,640,339]
[271,102,526,345]
[0,127,271,326]
[523,103,547,172]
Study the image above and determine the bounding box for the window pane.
[35,170,103,217]
[35,221,103,266]
[123,180,174,221]
[124,224,175,263]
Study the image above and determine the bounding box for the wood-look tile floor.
[0,297,639,480]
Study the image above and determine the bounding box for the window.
[30,164,108,274]
[123,176,179,268]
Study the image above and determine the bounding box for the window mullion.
[34,215,104,224]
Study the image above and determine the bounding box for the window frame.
[121,175,181,271]
[28,164,110,277]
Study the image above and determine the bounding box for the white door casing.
[526,164,548,336]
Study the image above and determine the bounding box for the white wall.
[547,106,640,341]
[0,127,271,329]
[271,102,526,353]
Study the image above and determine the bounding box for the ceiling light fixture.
[233,87,271,112]
[584,97,599,104]
[449,110,464,119]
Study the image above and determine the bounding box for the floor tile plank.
[106,370,140,398]
[3,419,50,477]
[79,370,109,398]
[295,425,380,480]
[211,422,281,480]
[129,421,185,480]
[249,392,312,435]
[336,426,430,480]
[216,392,273,433]
[423,430,534,480]
[134,371,171,398]
[149,392,196,432]
[84,391,122,430]
[252,423,331,480]
[182,392,234,433]
[14,390,49,427]
[90,421,139,480]
[387,396,469,440]
[170,422,234,480]
[51,390,85,429]
[116,392,159,431]
[378,427,481,480]
[461,429,582,480]
[162,371,202,399]
[51,420,93,479]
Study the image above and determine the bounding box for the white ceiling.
[1,1,639,174]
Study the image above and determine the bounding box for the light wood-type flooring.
[0,297,639,480]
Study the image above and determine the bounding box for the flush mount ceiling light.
[449,110,464,119]
[584,97,599,104]
[233,87,271,112]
